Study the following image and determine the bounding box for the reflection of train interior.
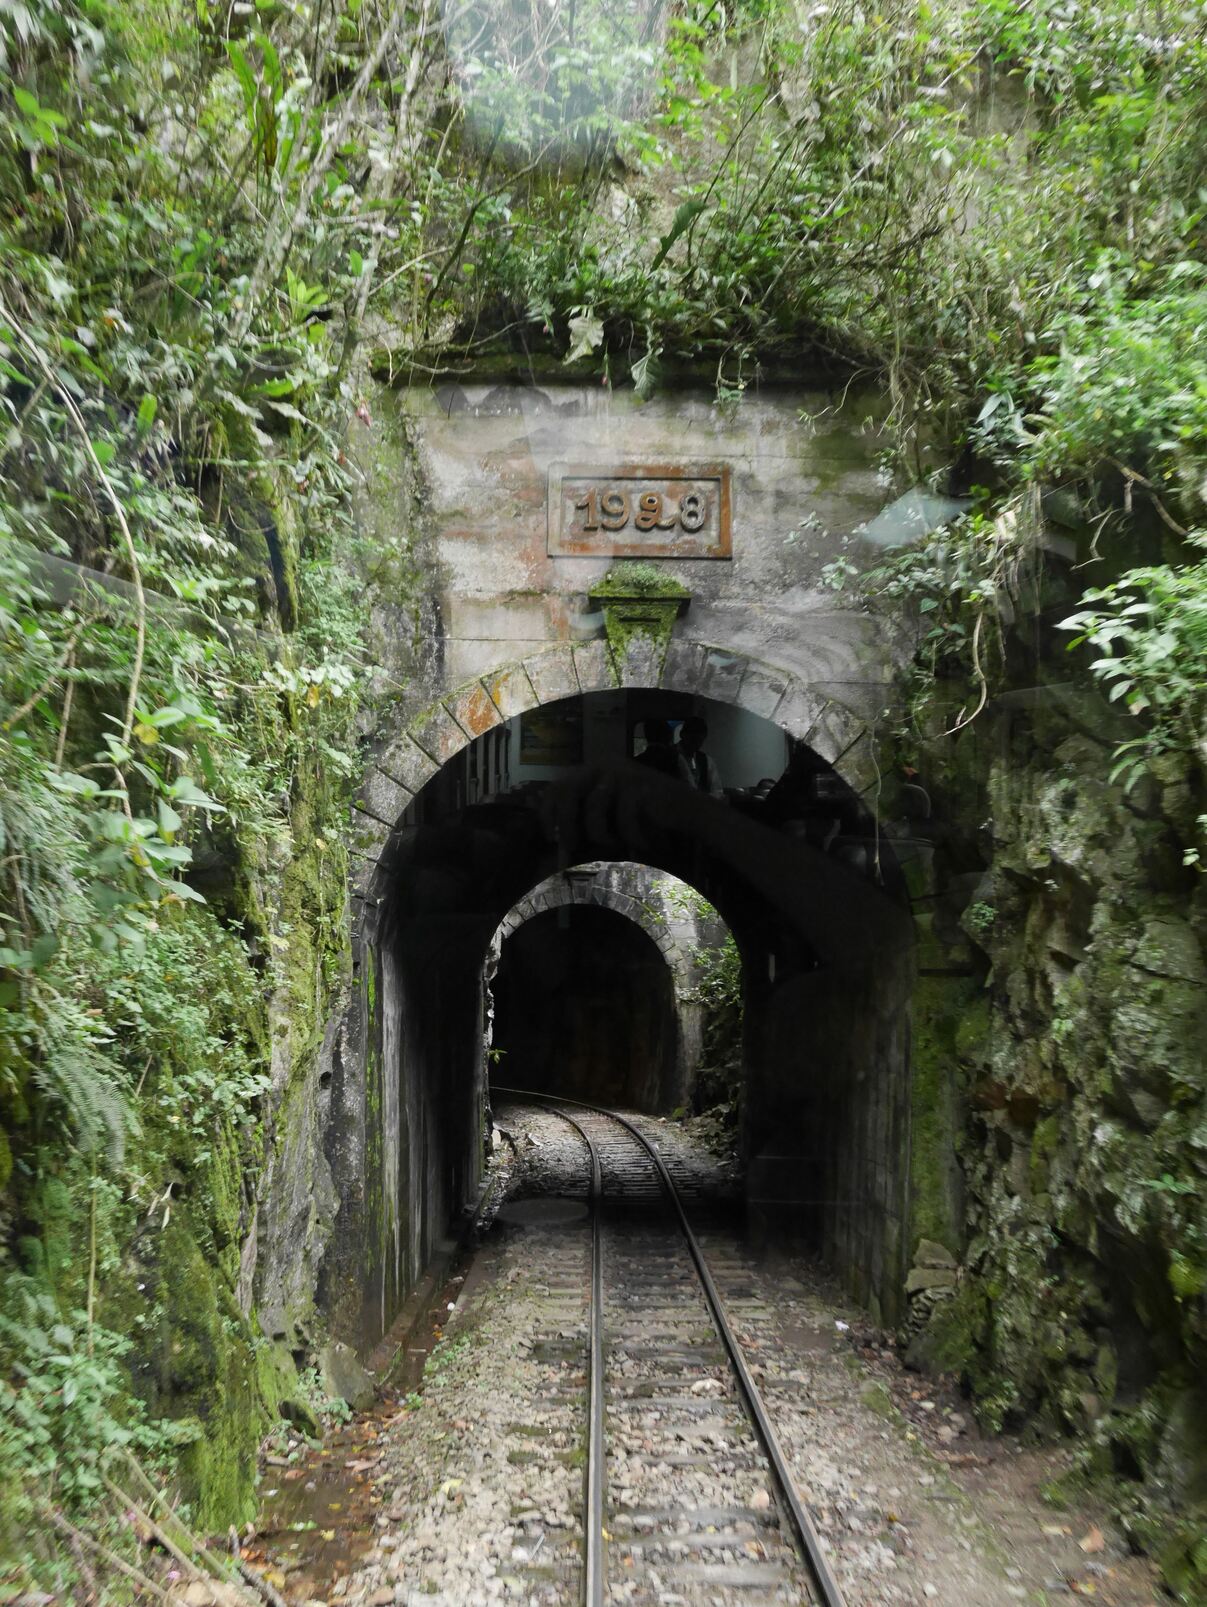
[456,689,928,891]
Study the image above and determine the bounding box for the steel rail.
[494,1086,848,1607]
[495,1088,605,1607]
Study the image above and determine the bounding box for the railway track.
[494,1089,847,1607]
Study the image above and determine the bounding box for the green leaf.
[226,42,257,114]
[166,776,224,812]
[650,199,707,271]
[168,881,207,903]
[136,394,158,432]
[157,799,184,836]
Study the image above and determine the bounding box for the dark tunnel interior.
[491,904,681,1113]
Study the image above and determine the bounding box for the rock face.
[908,692,1207,1582]
[319,1340,377,1412]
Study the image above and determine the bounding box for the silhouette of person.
[676,715,724,798]
[633,718,691,781]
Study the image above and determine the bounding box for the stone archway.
[348,636,884,913]
[494,865,692,976]
[311,668,916,1355]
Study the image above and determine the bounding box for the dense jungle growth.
[0,0,1204,1597]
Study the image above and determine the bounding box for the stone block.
[905,1265,958,1294]
[446,679,503,740]
[808,702,866,766]
[660,637,708,696]
[735,660,791,720]
[319,1339,376,1412]
[524,643,580,705]
[349,807,391,859]
[484,663,539,720]
[692,645,748,703]
[410,702,470,766]
[617,633,664,688]
[774,684,826,741]
[378,733,439,796]
[915,1238,957,1269]
[573,638,618,693]
[354,768,410,828]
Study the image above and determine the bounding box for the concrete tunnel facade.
[259,378,935,1360]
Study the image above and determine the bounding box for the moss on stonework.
[912,698,1207,1590]
[909,974,979,1257]
[154,1220,268,1529]
[590,561,691,600]
[590,563,691,673]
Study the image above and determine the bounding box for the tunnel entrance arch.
[331,664,917,1354]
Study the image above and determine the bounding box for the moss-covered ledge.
[590,562,691,681]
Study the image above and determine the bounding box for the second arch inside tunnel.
[488,862,734,1116]
[492,903,681,1112]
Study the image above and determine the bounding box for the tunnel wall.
[317,924,487,1357]
[743,942,914,1327]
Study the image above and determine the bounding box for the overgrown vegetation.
[0,0,410,1585]
[2,0,1205,1592]
[652,879,743,1119]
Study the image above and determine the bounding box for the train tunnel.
[339,688,916,1350]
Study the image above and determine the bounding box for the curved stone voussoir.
[483,662,539,720]
[409,701,471,766]
[523,643,579,704]
[377,733,439,797]
[355,769,411,828]
[572,638,619,693]
[733,658,792,720]
[665,639,749,704]
[445,678,504,740]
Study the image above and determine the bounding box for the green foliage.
[1060,545,1207,788]
[0,1278,181,1522]
[0,0,407,1581]
[1022,271,1207,520]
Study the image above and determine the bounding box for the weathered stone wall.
[906,687,1207,1587]
[350,378,907,774]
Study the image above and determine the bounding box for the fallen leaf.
[1079,1525,1106,1554]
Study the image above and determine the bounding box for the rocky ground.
[253,1104,1163,1607]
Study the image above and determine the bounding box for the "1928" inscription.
[573,486,709,533]
[548,464,731,559]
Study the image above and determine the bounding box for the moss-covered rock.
[914,689,1207,1582]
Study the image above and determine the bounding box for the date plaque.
[547,463,732,559]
